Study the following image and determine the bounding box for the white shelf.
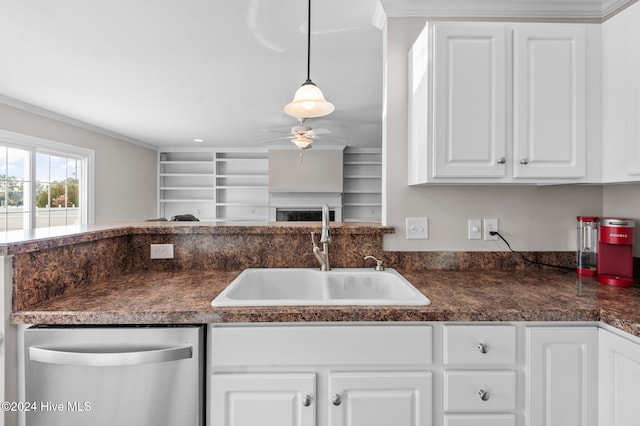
[344,161,382,165]
[160,199,214,203]
[342,148,382,223]
[160,160,213,165]
[160,187,214,191]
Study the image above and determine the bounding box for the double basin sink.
[211,268,431,307]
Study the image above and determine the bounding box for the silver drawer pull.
[478,389,490,401]
[519,158,529,165]
[497,157,506,164]
[302,394,312,407]
[332,394,342,406]
[477,343,488,354]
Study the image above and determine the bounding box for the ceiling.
[0,0,632,150]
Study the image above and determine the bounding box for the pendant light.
[284,0,335,119]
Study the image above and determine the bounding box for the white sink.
[211,268,431,307]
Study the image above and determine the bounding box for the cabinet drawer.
[444,371,516,411]
[444,325,516,365]
[444,414,515,426]
[210,324,432,367]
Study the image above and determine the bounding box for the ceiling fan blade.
[259,136,294,144]
[262,129,291,134]
[311,128,331,135]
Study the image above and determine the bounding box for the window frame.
[0,129,95,229]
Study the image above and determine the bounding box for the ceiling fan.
[261,119,331,149]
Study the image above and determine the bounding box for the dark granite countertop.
[11,268,640,337]
[0,222,394,255]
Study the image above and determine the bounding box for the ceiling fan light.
[284,81,335,119]
[291,135,313,149]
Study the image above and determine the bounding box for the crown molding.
[0,94,155,150]
[380,0,636,21]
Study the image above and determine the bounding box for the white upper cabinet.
[431,24,508,179]
[409,22,595,184]
[513,25,586,179]
[602,1,640,182]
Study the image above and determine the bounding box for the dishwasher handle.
[29,345,193,367]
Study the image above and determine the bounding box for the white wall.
[382,17,604,252]
[0,104,157,223]
[603,184,640,257]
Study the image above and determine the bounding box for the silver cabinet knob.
[497,157,506,164]
[332,394,342,406]
[478,389,490,401]
[477,343,488,354]
[519,159,529,165]
[302,394,312,407]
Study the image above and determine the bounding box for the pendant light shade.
[284,0,334,119]
[284,79,334,118]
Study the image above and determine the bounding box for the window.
[0,130,93,231]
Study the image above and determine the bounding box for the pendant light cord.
[306,0,312,83]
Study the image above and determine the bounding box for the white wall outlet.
[483,218,499,240]
[150,243,174,259]
[406,217,429,239]
[468,219,482,240]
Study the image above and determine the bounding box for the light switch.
[406,217,429,239]
[468,219,482,240]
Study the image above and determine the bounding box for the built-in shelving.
[215,151,268,222]
[158,151,216,220]
[158,147,381,223]
[342,148,382,223]
[157,148,268,222]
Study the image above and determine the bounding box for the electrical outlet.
[150,243,174,259]
[406,217,429,239]
[483,218,499,241]
[468,219,482,240]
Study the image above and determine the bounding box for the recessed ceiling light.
[193,138,204,143]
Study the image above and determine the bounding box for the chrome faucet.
[311,204,331,271]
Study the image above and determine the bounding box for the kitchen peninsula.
[4,222,639,334]
[5,222,640,426]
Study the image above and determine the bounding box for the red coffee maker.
[598,218,635,287]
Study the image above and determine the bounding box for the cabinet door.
[329,371,432,426]
[526,327,597,426]
[626,6,640,175]
[513,25,587,179]
[432,23,508,178]
[599,329,640,426]
[210,373,315,426]
[444,413,516,426]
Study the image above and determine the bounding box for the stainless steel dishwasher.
[24,325,203,426]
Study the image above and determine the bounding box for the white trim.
[0,129,94,157]
[0,94,155,150]
[379,0,636,21]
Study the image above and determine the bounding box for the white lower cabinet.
[526,327,598,426]
[443,325,518,425]
[328,372,432,426]
[444,414,516,426]
[208,324,433,426]
[444,371,516,412]
[208,323,608,426]
[599,328,640,426]
[210,373,316,426]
